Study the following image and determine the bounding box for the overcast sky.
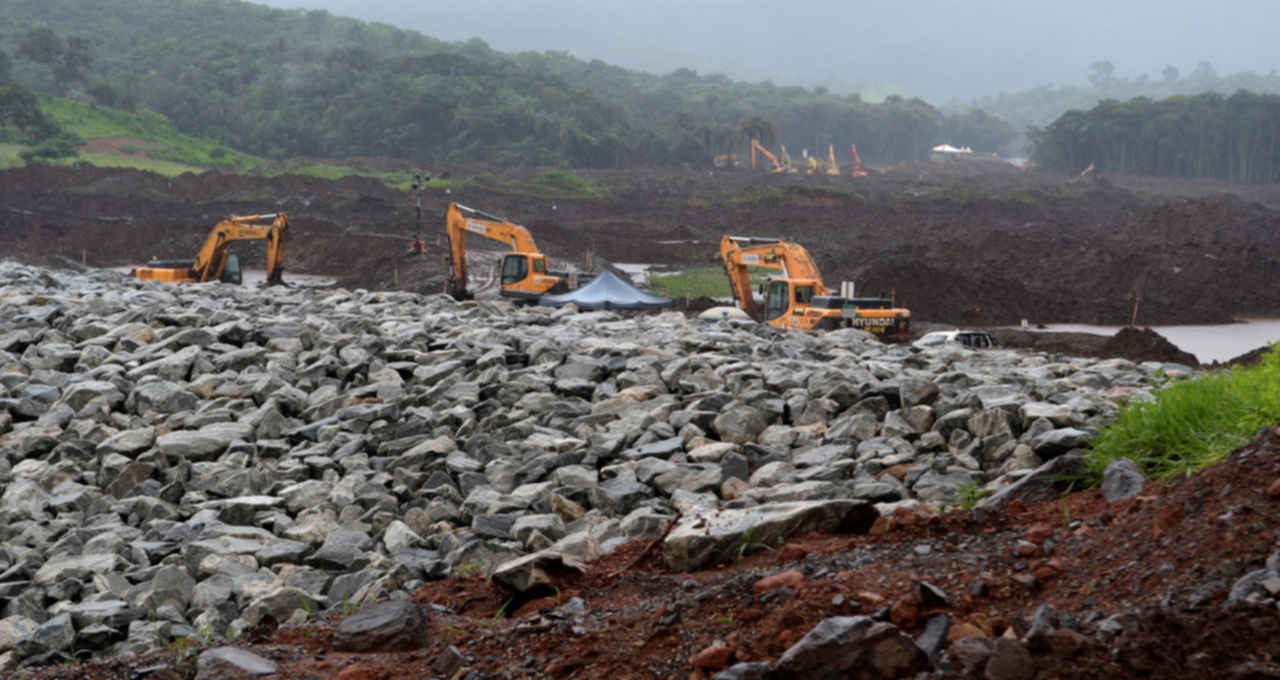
[255,0,1279,103]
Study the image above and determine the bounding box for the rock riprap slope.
[0,261,1190,669]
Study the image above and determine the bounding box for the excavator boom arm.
[750,139,784,172]
[721,235,831,318]
[190,213,287,283]
[723,236,825,285]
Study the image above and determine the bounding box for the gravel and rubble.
[1,260,1276,679]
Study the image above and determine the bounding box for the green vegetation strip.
[1084,345,1280,484]
[43,98,260,171]
[649,266,732,299]
[0,144,25,170]
[649,265,776,299]
[76,151,203,177]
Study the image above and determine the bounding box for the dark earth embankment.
[3,161,1280,335]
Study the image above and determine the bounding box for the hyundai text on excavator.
[131,213,287,285]
[444,202,589,302]
[719,235,910,340]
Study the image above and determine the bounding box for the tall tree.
[0,84,53,140]
[17,28,91,93]
[739,117,775,147]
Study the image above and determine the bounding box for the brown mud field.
[4,163,1280,677]
[3,161,1280,332]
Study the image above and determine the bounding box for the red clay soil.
[21,424,1280,680]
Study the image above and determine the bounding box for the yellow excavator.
[719,235,911,340]
[805,145,842,176]
[445,202,588,302]
[132,213,287,285]
[750,139,795,174]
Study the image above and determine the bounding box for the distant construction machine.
[719,235,910,340]
[444,202,591,302]
[849,145,869,177]
[750,139,796,174]
[132,213,287,285]
[806,144,842,176]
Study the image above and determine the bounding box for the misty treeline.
[966,59,1280,152]
[0,0,1013,168]
[1030,91,1280,183]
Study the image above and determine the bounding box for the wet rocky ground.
[0,261,1276,679]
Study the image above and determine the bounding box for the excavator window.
[794,285,815,304]
[764,280,790,321]
[532,258,547,274]
[501,254,528,286]
[219,253,242,285]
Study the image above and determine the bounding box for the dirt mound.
[667,295,722,315]
[1218,343,1279,368]
[1100,327,1200,366]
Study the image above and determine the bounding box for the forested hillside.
[963,59,1280,153]
[0,0,1014,168]
[1031,91,1280,183]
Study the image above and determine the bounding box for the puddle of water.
[1029,319,1280,364]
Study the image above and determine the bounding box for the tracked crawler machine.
[132,213,287,285]
[444,202,590,302]
[719,235,910,340]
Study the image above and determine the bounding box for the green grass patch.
[41,98,261,171]
[0,144,25,170]
[76,151,204,176]
[1084,345,1280,484]
[530,170,606,198]
[648,265,774,299]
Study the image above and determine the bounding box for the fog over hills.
[255,0,1278,103]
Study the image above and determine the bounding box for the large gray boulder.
[663,500,877,571]
[979,453,1087,510]
[773,616,929,679]
[1101,457,1147,502]
[332,600,429,652]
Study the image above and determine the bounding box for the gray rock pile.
[0,261,1192,669]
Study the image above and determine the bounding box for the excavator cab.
[220,253,242,285]
[763,280,791,321]
[764,280,820,322]
[500,253,548,288]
